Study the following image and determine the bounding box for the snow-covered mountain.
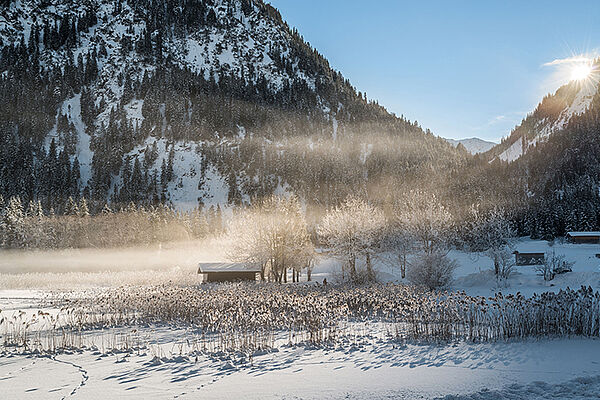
[445,137,496,154]
[491,74,599,163]
[0,0,466,211]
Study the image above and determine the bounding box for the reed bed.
[2,283,599,355]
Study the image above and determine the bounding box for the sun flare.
[571,64,592,81]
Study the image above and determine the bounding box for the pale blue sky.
[269,0,600,142]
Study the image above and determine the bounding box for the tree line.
[225,193,515,288]
[0,195,224,249]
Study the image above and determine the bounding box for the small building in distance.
[513,251,545,266]
[566,232,600,244]
[197,262,261,283]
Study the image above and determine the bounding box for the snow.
[121,138,229,211]
[67,95,93,188]
[332,116,338,141]
[451,238,600,297]
[308,237,600,298]
[498,137,524,163]
[198,262,261,273]
[41,95,93,187]
[124,99,144,127]
[554,80,597,131]
[178,13,316,94]
[2,236,600,398]
[360,143,373,164]
[0,0,341,207]
[1,296,599,400]
[567,231,600,237]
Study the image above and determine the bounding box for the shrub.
[536,251,574,281]
[407,251,457,290]
[495,247,515,281]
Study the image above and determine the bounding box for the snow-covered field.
[1,333,599,399]
[1,237,600,399]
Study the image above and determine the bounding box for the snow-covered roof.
[197,263,261,273]
[567,232,600,237]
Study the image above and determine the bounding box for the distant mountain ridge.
[445,137,496,154]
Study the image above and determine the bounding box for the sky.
[269,0,600,142]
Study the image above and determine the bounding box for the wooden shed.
[566,232,600,244]
[197,262,261,283]
[513,251,545,266]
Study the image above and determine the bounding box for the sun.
[571,64,592,81]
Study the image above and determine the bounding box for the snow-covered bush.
[407,251,457,290]
[537,251,574,281]
[493,247,515,281]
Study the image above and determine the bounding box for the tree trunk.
[494,255,500,276]
[366,252,375,282]
[350,255,357,282]
[400,253,406,279]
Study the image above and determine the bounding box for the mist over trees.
[0,194,224,249]
[1,0,600,285]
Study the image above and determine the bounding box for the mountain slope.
[490,72,599,163]
[452,64,600,239]
[0,0,467,211]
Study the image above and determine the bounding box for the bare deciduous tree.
[380,226,412,279]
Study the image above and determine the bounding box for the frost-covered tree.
[64,196,79,216]
[78,198,90,217]
[318,196,386,282]
[2,197,26,248]
[24,200,45,248]
[395,190,452,255]
[380,225,412,279]
[228,195,313,282]
[470,207,515,276]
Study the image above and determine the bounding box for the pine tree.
[78,198,90,217]
[65,196,79,215]
[3,197,25,248]
[102,203,112,214]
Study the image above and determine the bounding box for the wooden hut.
[513,251,545,266]
[197,262,261,283]
[566,232,600,244]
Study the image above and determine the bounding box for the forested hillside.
[0,0,466,215]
